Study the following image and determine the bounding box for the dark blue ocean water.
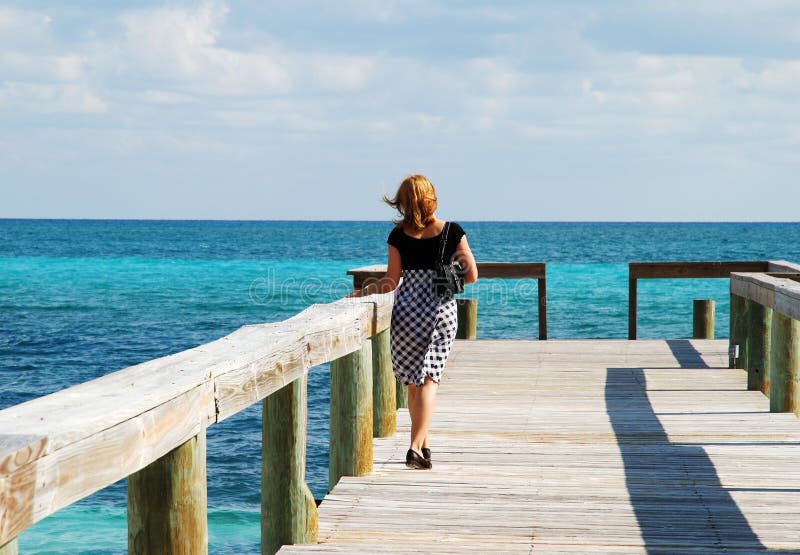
[2,220,799,553]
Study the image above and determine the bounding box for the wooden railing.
[730,271,800,409]
[627,261,800,339]
[0,293,394,555]
[348,262,547,340]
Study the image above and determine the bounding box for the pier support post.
[628,277,637,340]
[329,341,373,491]
[127,432,208,555]
[456,298,478,340]
[746,300,772,395]
[730,293,748,369]
[693,299,715,339]
[262,375,318,555]
[371,329,396,437]
[396,380,408,409]
[769,312,800,414]
[0,540,17,555]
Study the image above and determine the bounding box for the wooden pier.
[2,261,800,554]
[281,338,800,553]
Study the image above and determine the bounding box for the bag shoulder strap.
[438,221,451,264]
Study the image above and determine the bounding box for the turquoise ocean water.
[2,220,799,553]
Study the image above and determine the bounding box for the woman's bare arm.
[347,245,402,297]
[455,235,478,284]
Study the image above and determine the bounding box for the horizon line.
[1,217,799,224]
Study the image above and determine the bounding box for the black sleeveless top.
[387,222,466,270]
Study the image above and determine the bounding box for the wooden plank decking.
[280,339,800,554]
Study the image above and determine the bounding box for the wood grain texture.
[768,260,800,273]
[770,312,800,415]
[730,293,748,369]
[279,339,800,554]
[731,272,800,321]
[693,299,715,339]
[395,381,408,410]
[630,261,768,279]
[746,300,772,394]
[329,342,373,492]
[0,293,392,544]
[1,382,213,545]
[628,277,637,340]
[455,299,477,340]
[127,431,208,555]
[262,376,318,555]
[370,330,396,438]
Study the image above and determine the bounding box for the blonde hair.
[383,174,438,231]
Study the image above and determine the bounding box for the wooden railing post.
[456,298,478,339]
[127,432,208,555]
[0,540,18,555]
[769,312,800,414]
[628,276,637,340]
[730,293,748,368]
[538,277,547,340]
[693,300,715,339]
[746,300,772,394]
[329,341,373,491]
[396,380,408,409]
[261,375,318,555]
[371,329,396,437]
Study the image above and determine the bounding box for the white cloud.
[338,0,425,23]
[469,58,521,94]
[309,54,375,90]
[0,6,52,45]
[2,1,800,219]
[0,52,85,82]
[111,2,292,94]
[0,83,107,114]
[748,60,800,92]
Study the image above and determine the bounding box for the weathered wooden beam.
[329,341,373,491]
[0,539,17,555]
[769,312,800,414]
[730,293,748,369]
[456,299,478,340]
[261,376,318,555]
[746,300,772,395]
[693,300,715,339]
[0,293,392,544]
[630,261,768,279]
[395,380,408,410]
[627,261,772,341]
[471,262,546,279]
[768,260,800,273]
[127,431,208,555]
[538,278,547,340]
[348,262,546,282]
[1,383,213,546]
[371,329,396,438]
[628,277,637,340]
[731,272,800,320]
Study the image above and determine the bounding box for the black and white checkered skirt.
[390,269,458,387]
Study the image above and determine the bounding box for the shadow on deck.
[607,340,799,553]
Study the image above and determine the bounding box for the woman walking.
[348,174,477,469]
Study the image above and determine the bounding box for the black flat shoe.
[421,447,431,462]
[405,449,431,470]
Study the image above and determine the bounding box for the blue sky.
[1,1,799,220]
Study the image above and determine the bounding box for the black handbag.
[433,221,464,299]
